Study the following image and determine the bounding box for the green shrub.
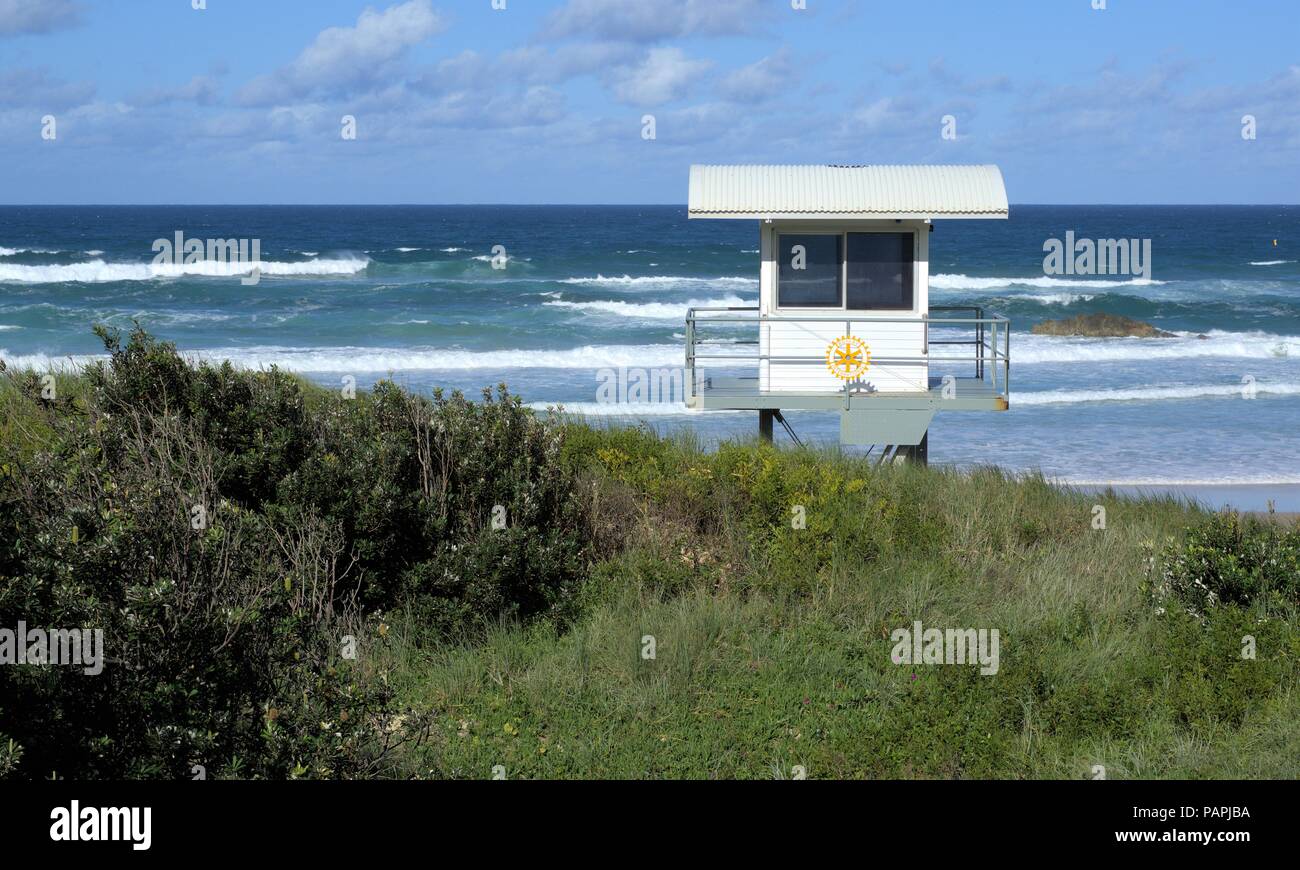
[0,326,587,778]
[1156,513,1300,614]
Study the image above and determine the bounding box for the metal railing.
[685,304,1010,401]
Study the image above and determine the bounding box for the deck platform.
[688,375,1008,412]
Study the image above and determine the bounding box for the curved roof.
[688,164,1009,220]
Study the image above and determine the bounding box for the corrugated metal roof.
[688,164,1009,219]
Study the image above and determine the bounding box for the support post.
[759,409,775,443]
[914,430,929,466]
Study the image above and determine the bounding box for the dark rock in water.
[1197,334,1210,340]
[1031,313,1177,338]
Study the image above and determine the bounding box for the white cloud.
[414,85,566,129]
[499,42,638,85]
[719,49,795,103]
[410,50,488,93]
[542,0,768,42]
[611,47,711,106]
[0,67,93,108]
[411,43,634,97]
[852,97,900,130]
[237,0,445,105]
[834,94,930,141]
[136,75,220,107]
[0,0,80,36]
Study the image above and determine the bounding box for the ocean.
[2,204,1298,502]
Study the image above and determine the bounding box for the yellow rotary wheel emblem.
[825,335,871,380]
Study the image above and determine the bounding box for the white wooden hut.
[684,164,1011,461]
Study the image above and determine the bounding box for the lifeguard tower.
[684,164,1011,463]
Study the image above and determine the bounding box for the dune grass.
[383,425,1300,779]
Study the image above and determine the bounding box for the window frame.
[772,231,843,309]
[774,228,919,314]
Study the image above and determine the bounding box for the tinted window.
[777,234,841,307]
[846,232,913,310]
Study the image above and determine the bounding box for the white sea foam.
[0,343,688,373]
[560,274,758,289]
[244,344,684,372]
[0,343,686,371]
[545,294,755,319]
[527,402,729,416]
[0,257,370,283]
[1014,382,1300,406]
[395,247,423,252]
[0,246,63,256]
[1249,260,1295,266]
[13,330,1294,375]
[930,273,1165,290]
[1022,292,1096,305]
[0,350,100,371]
[1009,330,1297,364]
[440,247,468,252]
[139,311,236,324]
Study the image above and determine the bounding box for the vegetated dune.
[1,329,1296,780]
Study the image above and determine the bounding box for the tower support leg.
[759,409,775,443]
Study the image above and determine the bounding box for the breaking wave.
[930,273,1165,290]
[1013,331,1297,364]
[0,343,686,373]
[0,258,370,284]
[545,294,754,319]
[560,274,758,288]
[1014,382,1300,406]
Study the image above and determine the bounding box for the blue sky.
[1,0,1297,204]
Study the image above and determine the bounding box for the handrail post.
[845,317,851,400]
[992,320,999,392]
[685,309,695,404]
[1004,318,1011,399]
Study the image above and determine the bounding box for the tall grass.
[384,425,1299,779]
